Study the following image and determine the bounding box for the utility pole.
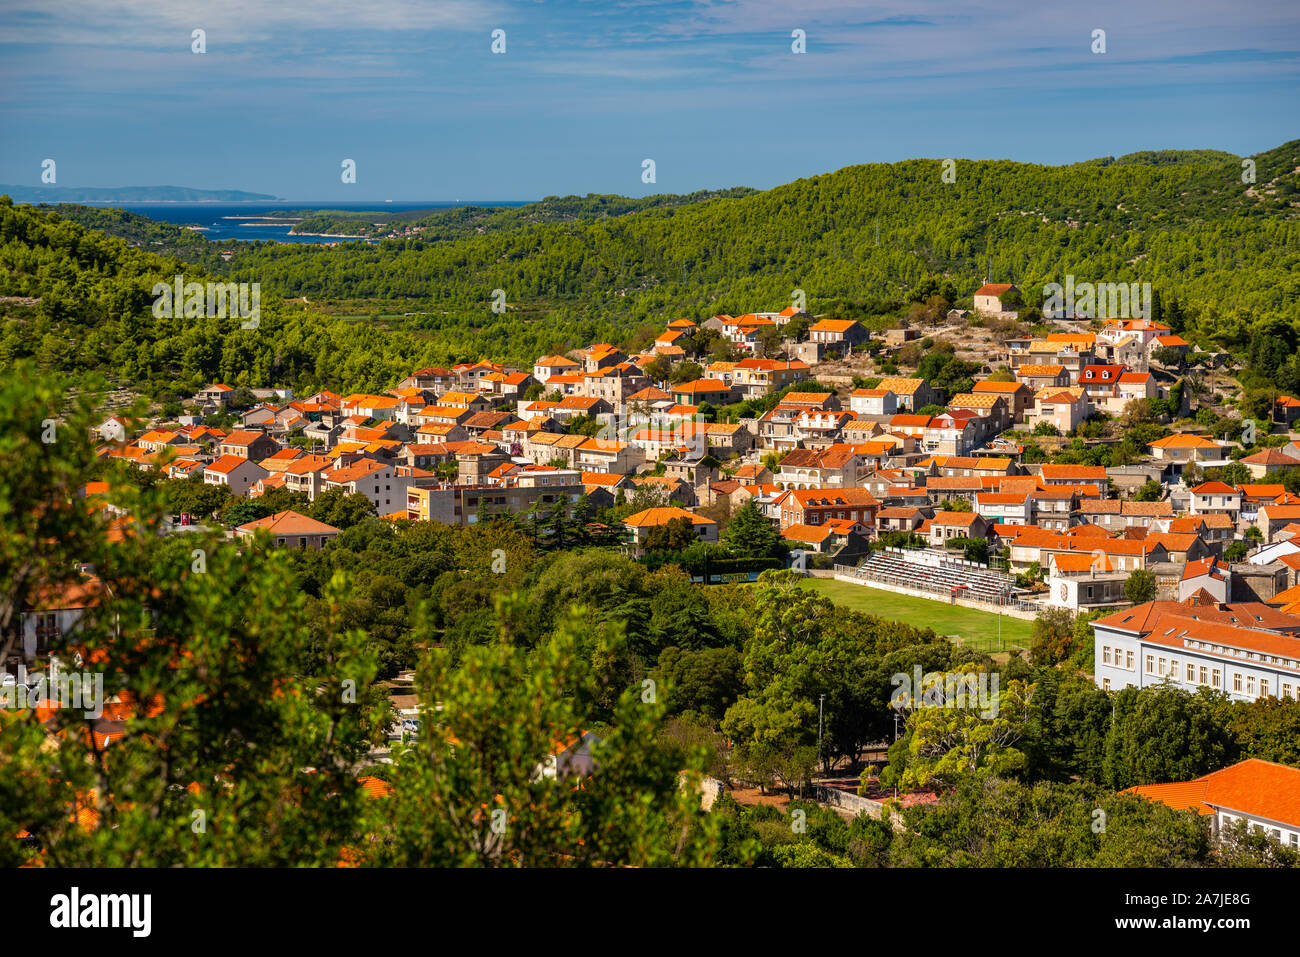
[817,693,825,775]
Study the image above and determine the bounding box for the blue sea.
[88,200,531,244]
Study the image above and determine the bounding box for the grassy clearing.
[802,577,1034,652]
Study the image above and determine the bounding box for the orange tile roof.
[1150,434,1222,449]
[623,506,715,528]
[1126,759,1300,828]
[238,510,341,535]
[205,454,255,475]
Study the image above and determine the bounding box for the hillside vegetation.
[3,140,1299,399]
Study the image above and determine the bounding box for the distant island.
[0,184,280,203]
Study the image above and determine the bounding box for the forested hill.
[2,140,1299,400]
[288,188,760,239]
[210,139,1299,323]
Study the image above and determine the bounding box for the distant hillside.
[0,184,279,203]
[3,140,1300,397]
[209,138,1300,325]
[1111,149,1241,167]
[286,188,758,239]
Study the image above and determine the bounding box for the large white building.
[1092,598,1300,701]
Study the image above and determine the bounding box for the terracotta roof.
[1192,481,1237,495]
[1150,434,1222,449]
[238,511,341,536]
[930,510,980,526]
[1241,448,1300,467]
[809,319,861,333]
[205,454,256,475]
[623,506,716,528]
[875,377,924,395]
[1126,760,1300,828]
[782,524,834,544]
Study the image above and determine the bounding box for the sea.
[87,200,531,244]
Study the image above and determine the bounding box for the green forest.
[3,139,1299,402]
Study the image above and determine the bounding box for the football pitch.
[802,577,1034,652]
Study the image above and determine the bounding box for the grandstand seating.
[848,547,1023,605]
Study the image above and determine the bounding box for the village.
[12,280,1300,858]
[34,281,1294,717]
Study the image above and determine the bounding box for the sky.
[1,0,1298,201]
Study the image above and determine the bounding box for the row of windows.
[1223,815,1300,847]
[1100,645,1135,670]
[1132,650,1298,699]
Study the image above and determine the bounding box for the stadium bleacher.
[847,547,1025,606]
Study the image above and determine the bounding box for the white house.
[204,455,268,498]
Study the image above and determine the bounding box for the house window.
[35,612,58,651]
[1145,655,1155,675]
[1247,676,1256,695]
[1102,678,1111,691]
[1284,684,1294,700]
[1212,669,1220,688]
[1125,650,1134,669]
[1102,646,1112,665]
[1199,666,1208,685]
[1260,680,1267,698]
[1233,674,1242,692]
[1158,657,1166,675]
[1186,663,1195,682]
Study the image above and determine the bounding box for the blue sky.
[1,0,1297,200]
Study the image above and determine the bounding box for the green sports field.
[802,577,1034,652]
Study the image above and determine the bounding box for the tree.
[722,499,785,559]
[1223,541,1248,562]
[1151,345,1185,367]
[1133,479,1163,502]
[1103,685,1236,791]
[668,362,703,385]
[645,517,698,552]
[755,324,783,357]
[654,646,745,724]
[374,610,720,866]
[309,488,376,529]
[641,356,671,383]
[1124,568,1157,605]
[722,572,829,771]
[219,497,269,527]
[1,365,386,867]
[883,675,1036,790]
[1228,696,1300,766]
[1031,607,1076,666]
